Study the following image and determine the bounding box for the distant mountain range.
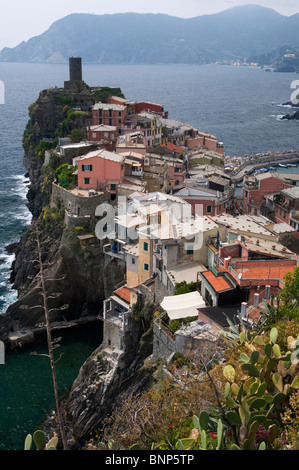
[0,5,299,65]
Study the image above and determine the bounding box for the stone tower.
[69,57,82,82]
[64,57,83,90]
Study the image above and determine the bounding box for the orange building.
[76,149,125,193]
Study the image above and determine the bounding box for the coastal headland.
[1,59,298,449]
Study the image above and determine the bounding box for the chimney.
[223,257,231,269]
[253,293,260,307]
[265,285,271,299]
[241,302,247,319]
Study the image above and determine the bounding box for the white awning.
[160,291,206,320]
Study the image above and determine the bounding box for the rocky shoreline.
[282,109,299,120]
[0,84,158,448]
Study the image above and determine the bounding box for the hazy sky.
[0,0,298,50]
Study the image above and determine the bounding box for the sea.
[0,62,298,449]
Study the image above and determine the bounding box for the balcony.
[131,167,144,177]
[243,180,259,190]
[103,243,126,260]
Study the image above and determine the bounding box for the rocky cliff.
[65,304,155,444]
[0,84,124,344]
[1,83,156,447]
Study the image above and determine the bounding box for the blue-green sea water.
[0,62,298,312]
[0,62,298,450]
[0,322,102,450]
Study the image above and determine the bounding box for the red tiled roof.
[202,271,232,293]
[235,265,296,282]
[162,142,185,153]
[115,286,131,303]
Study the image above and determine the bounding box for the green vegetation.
[22,85,125,162]
[36,139,58,159]
[174,281,198,295]
[86,269,299,451]
[24,430,57,451]
[55,164,77,189]
[57,109,89,139]
[70,128,87,143]
[42,201,65,232]
[93,87,125,104]
[249,46,299,73]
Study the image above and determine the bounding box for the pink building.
[87,124,118,144]
[76,149,125,193]
[175,186,232,216]
[271,186,299,232]
[134,101,168,118]
[187,132,224,155]
[108,96,135,114]
[92,102,127,128]
[243,172,291,216]
[167,160,186,191]
[115,132,147,156]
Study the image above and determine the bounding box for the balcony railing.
[103,244,125,260]
[131,168,144,177]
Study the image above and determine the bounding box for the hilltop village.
[3,58,299,447]
[37,59,299,363]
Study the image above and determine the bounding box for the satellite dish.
[238,273,243,279]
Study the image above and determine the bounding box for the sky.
[0,0,298,51]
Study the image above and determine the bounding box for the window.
[110,184,116,191]
[84,178,90,185]
[186,245,194,255]
[206,205,212,214]
[132,258,136,265]
[82,164,92,172]
[144,263,149,272]
[143,241,149,252]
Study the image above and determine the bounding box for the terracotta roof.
[162,142,185,153]
[115,286,131,303]
[235,265,296,283]
[201,271,233,293]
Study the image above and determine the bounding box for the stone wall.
[51,183,111,220]
[103,320,124,351]
[152,321,175,362]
